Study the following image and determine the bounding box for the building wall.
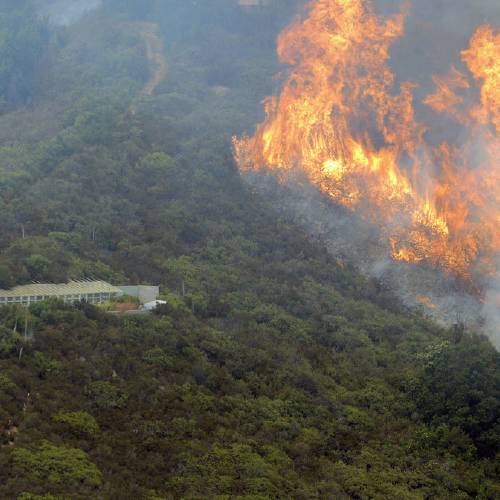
[0,281,159,308]
[119,286,159,304]
[0,292,120,306]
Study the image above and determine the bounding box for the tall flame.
[234,0,499,285]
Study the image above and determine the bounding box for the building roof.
[0,280,122,298]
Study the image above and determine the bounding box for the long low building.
[0,281,123,306]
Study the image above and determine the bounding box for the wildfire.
[234,0,499,285]
[416,294,444,317]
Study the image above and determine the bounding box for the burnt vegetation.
[0,1,498,498]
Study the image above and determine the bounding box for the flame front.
[234,0,499,285]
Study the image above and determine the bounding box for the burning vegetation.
[234,0,499,292]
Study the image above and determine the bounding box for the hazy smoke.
[375,0,500,105]
[482,270,500,350]
[246,170,495,341]
[239,1,500,347]
[35,0,101,25]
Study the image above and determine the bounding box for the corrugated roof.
[0,280,122,298]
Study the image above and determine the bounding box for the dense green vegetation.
[0,1,498,498]
[0,0,48,111]
[0,299,499,498]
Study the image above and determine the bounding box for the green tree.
[12,442,102,487]
[0,3,48,109]
[52,411,99,438]
[0,325,22,358]
[31,352,61,379]
[86,381,127,409]
[413,335,500,457]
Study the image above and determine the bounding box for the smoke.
[237,1,499,346]
[35,0,101,26]
[375,0,500,114]
[482,269,500,350]
[244,134,500,348]
[246,169,497,342]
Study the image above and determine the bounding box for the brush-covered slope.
[0,2,499,498]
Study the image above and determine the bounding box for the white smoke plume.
[35,0,101,26]
[482,271,500,350]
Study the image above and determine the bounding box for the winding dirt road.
[138,23,167,96]
[128,23,167,114]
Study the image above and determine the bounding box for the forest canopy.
[0,2,48,110]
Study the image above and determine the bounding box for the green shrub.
[12,442,102,487]
[143,347,173,369]
[86,381,127,409]
[52,411,99,438]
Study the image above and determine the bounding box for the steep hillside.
[0,2,498,498]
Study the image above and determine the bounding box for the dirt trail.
[138,23,167,96]
[128,23,167,114]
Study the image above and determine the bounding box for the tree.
[12,442,102,488]
[0,2,48,109]
[413,335,500,457]
[31,352,61,379]
[0,263,13,289]
[52,411,99,438]
[0,325,22,358]
[86,381,127,409]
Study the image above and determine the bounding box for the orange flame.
[234,0,499,285]
[416,294,444,317]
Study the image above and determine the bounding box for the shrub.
[12,442,102,487]
[86,381,127,409]
[52,411,99,438]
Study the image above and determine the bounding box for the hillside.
[0,1,499,498]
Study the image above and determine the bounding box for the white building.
[143,300,167,311]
